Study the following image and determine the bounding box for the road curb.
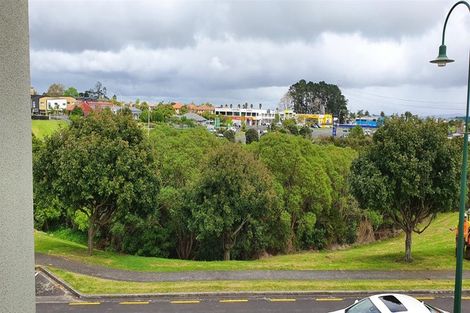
[35,266,470,301]
[36,266,81,298]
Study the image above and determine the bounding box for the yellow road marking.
[269,298,296,302]
[416,297,435,301]
[219,299,249,303]
[316,298,344,302]
[69,302,100,306]
[170,300,201,304]
[462,296,470,300]
[119,301,149,305]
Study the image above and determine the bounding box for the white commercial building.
[214,107,295,126]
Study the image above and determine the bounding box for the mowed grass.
[35,212,468,272]
[49,267,470,294]
[32,120,67,138]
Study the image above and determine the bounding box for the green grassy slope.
[35,212,466,272]
[49,267,470,294]
[32,120,67,138]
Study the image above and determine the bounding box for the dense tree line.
[34,112,458,261]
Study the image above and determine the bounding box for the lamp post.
[430,2,470,313]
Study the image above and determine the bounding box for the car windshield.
[346,298,380,313]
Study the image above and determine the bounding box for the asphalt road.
[36,295,469,313]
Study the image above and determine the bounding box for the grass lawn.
[49,267,470,294]
[32,120,67,138]
[35,212,468,272]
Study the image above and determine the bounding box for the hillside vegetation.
[35,212,465,272]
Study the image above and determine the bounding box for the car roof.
[369,294,429,313]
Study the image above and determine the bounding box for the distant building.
[180,112,208,125]
[334,116,383,137]
[172,102,184,114]
[112,106,142,120]
[214,107,294,126]
[187,103,215,115]
[296,114,333,128]
[31,95,43,115]
[355,116,383,127]
[38,96,77,115]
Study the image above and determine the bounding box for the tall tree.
[249,132,332,250]
[63,86,79,98]
[287,80,348,123]
[350,117,460,262]
[151,125,221,259]
[46,83,65,97]
[192,144,279,261]
[34,111,159,255]
[245,128,259,144]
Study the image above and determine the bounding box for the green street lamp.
[430,2,470,313]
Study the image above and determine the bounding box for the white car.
[329,294,448,313]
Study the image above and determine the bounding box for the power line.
[345,94,465,111]
[345,89,463,105]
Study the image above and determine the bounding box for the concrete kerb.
[35,266,470,301]
[36,266,80,298]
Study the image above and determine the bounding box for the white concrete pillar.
[0,1,36,313]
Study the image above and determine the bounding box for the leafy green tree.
[69,106,84,119]
[282,119,299,135]
[63,87,79,98]
[47,83,65,97]
[223,129,236,142]
[139,109,150,123]
[152,104,174,122]
[350,117,460,262]
[287,80,348,123]
[34,111,159,255]
[245,128,259,144]
[150,125,221,259]
[299,125,312,138]
[32,134,67,231]
[250,132,333,250]
[349,125,364,138]
[192,144,279,260]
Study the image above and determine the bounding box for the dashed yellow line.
[171,300,201,304]
[462,296,470,300]
[119,301,149,305]
[316,298,344,302]
[219,299,249,303]
[269,298,296,302]
[69,302,101,306]
[416,297,435,301]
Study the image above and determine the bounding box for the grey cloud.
[30,0,449,52]
[29,0,470,115]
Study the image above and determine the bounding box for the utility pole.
[0,1,36,313]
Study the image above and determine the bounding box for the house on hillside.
[38,96,77,115]
[112,106,142,120]
[172,102,184,114]
[180,112,208,125]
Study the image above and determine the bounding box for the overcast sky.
[29,0,470,115]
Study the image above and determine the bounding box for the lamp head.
[430,44,455,67]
